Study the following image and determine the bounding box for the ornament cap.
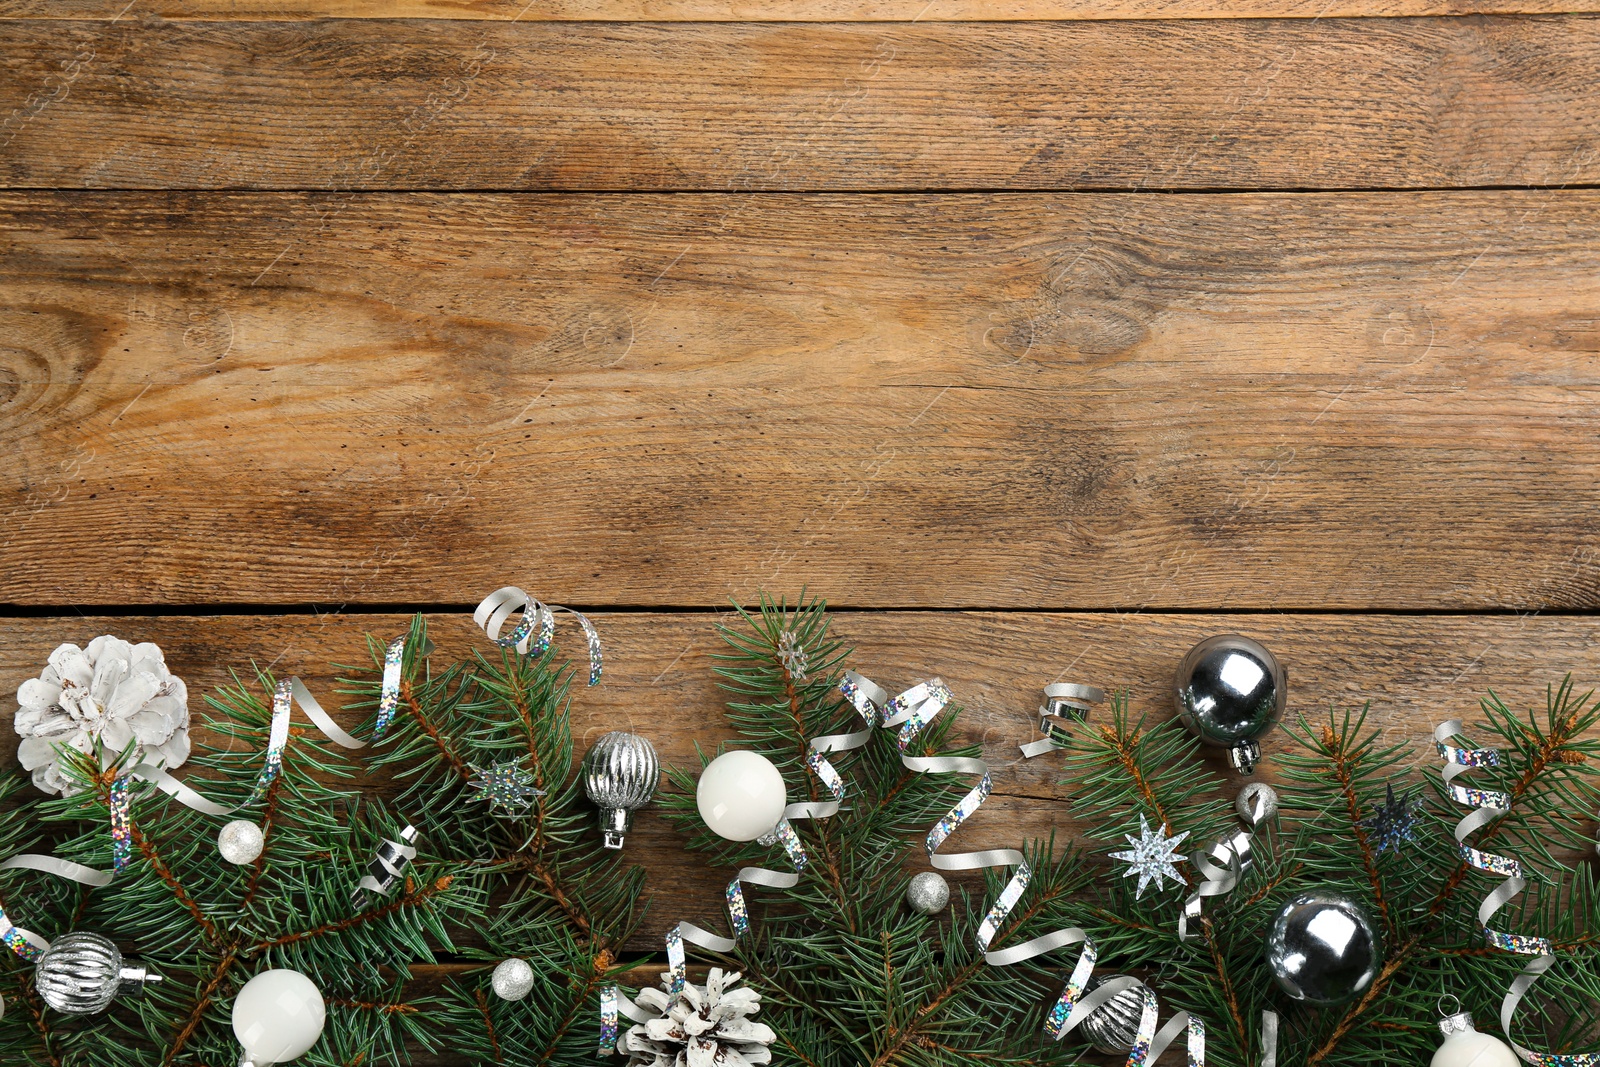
[599,807,633,849]
[1440,1010,1474,1036]
[1229,740,1262,774]
[117,964,163,997]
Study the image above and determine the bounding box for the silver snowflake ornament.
[776,629,808,682]
[1109,815,1190,899]
[1362,783,1423,854]
[466,760,544,816]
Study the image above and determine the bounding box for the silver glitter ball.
[1236,782,1280,825]
[1078,974,1145,1054]
[491,957,536,1002]
[1175,634,1286,774]
[217,819,265,865]
[35,933,162,1015]
[1266,892,1383,1007]
[583,732,660,849]
[905,872,950,914]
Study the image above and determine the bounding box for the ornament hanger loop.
[1438,993,1462,1018]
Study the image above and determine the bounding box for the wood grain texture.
[2,610,1596,949]
[8,0,1600,20]
[2,190,1599,610]
[2,18,1598,191]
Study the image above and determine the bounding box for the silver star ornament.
[1109,815,1190,899]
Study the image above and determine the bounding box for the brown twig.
[328,997,420,1014]
[1321,724,1393,931]
[164,950,238,1066]
[239,766,287,911]
[780,653,851,931]
[20,975,62,1067]
[400,680,472,779]
[249,875,454,952]
[132,822,222,946]
[1203,917,1250,1060]
[474,989,506,1064]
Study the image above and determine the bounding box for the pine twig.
[164,950,238,1066]
[1320,723,1393,932]
[474,989,505,1065]
[400,680,473,780]
[1099,724,1192,888]
[249,876,455,952]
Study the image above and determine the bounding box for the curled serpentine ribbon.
[855,671,1207,1066]
[596,667,883,1054]
[475,586,603,687]
[1437,719,1600,1066]
[0,635,411,962]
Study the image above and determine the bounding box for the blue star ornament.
[1363,783,1423,854]
[1110,815,1191,899]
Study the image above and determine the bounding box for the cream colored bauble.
[695,750,787,842]
[1431,1011,1518,1067]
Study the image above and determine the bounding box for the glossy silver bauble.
[582,731,660,849]
[35,932,162,1014]
[1174,634,1286,774]
[1079,974,1145,1054]
[1265,892,1383,1007]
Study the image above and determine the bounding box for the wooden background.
[2,0,1599,1059]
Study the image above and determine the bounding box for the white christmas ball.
[218,820,265,865]
[1432,1028,1519,1067]
[696,750,788,842]
[491,957,536,1001]
[232,969,325,1064]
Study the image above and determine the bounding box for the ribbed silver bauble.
[904,871,950,915]
[1078,974,1145,1054]
[1174,634,1287,774]
[1265,891,1383,1007]
[34,932,162,1014]
[583,731,660,849]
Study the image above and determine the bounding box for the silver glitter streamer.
[1437,718,1600,1066]
[474,586,603,686]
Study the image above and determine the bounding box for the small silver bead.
[1236,782,1280,825]
[491,958,536,1001]
[905,872,950,915]
[217,820,265,865]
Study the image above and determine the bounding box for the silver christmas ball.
[583,732,660,849]
[905,872,950,914]
[217,819,266,865]
[491,957,536,1001]
[1236,782,1280,824]
[1175,634,1286,774]
[35,933,162,1015]
[1078,975,1145,1054]
[1265,892,1383,1007]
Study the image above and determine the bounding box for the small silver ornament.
[905,871,950,914]
[34,932,163,1014]
[583,731,660,849]
[490,957,535,1001]
[1265,891,1383,1006]
[1236,781,1280,824]
[1078,974,1145,1054]
[1175,634,1286,774]
[217,819,265,865]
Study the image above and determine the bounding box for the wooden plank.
[1,19,1597,191]
[3,190,1599,610]
[8,0,1600,20]
[2,610,1596,949]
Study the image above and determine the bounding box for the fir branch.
[163,950,238,1067]
[249,875,455,953]
[239,760,287,910]
[328,998,420,1014]
[400,679,473,780]
[473,989,505,1065]
[1201,917,1250,1055]
[20,976,61,1067]
[1320,722,1394,931]
[131,822,222,947]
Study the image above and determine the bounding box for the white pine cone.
[623,968,775,1067]
[13,636,190,796]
